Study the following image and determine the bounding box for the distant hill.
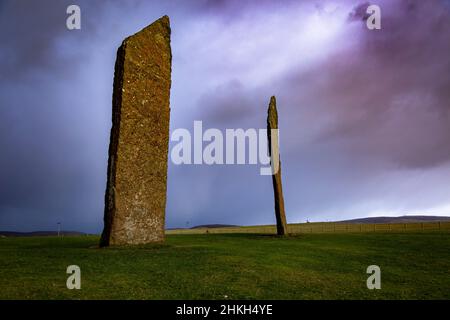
[337,216,450,224]
[3,216,450,237]
[0,231,88,237]
[190,224,239,229]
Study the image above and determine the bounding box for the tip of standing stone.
[150,15,170,31]
[268,95,278,128]
[159,15,170,26]
[270,96,276,105]
[126,15,171,42]
[269,96,277,113]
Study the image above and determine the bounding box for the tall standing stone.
[267,96,288,236]
[100,16,172,246]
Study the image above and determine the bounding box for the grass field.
[1,232,449,299]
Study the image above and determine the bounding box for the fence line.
[166,221,450,235]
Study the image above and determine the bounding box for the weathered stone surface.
[100,16,172,246]
[267,96,288,236]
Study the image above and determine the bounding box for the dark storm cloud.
[0,0,171,79]
[200,0,450,168]
[0,1,67,79]
[311,0,450,169]
[193,0,296,15]
[0,0,107,80]
[347,1,371,22]
[1,0,450,232]
[189,0,450,222]
[0,0,122,231]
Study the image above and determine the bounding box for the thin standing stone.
[267,96,288,236]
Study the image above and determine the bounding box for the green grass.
[0,232,449,299]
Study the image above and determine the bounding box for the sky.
[1,0,450,233]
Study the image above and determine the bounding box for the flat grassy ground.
[0,232,449,299]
